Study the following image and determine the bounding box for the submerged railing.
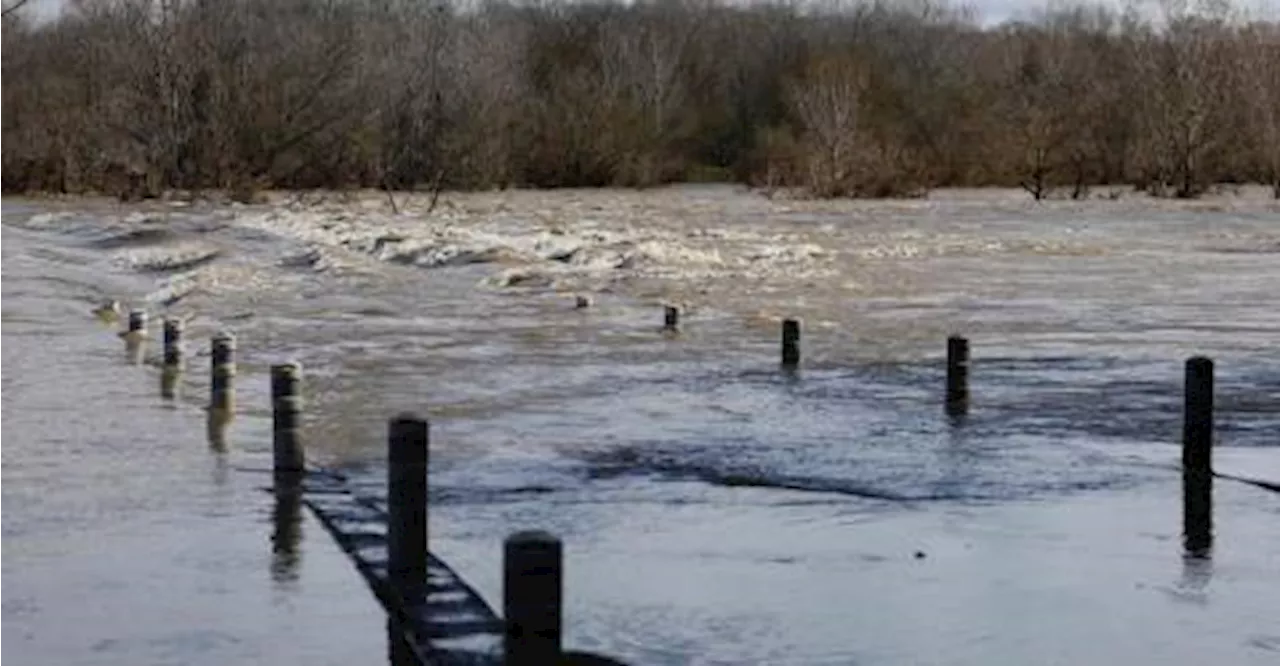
[110,301,1274,665]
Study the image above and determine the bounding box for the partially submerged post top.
[271,361,303,378]
[1186,355,1214,373]
[781,317,801,368]
[388,413,430,463]
[506,529,560,548]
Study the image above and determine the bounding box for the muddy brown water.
[3,187,1279,665]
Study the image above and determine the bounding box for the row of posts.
[662,306,1212,558]
[125,302,1221,663]
[136,304,1205,433]
[656,307,971,419]
[124,310,572,664]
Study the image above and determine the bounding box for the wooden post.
[210,332,236,413]
[162,318,183,367]
[388,414,429,599]
[663,305,680,332]
[504,530,563,666]
[1183,356,1213,474]
[387,618,416,666]
[946,335,970,417]
[271,363,305,480]
[159,318,184,399]
[128,309,148,335]
[125,309,148,364]
[1182,356,1213,557]
[781,318,801,369]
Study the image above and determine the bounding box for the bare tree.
[4,0,1279,197]
[786,53,869,197]
[1240,21,1280,197]
[2,0,31,19]
[1131,1,1239,198]
[595,2,701,185]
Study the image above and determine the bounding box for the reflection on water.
[1182,471,1214,559]
[271,485,304,586]
[1176,554,1215,606]
[123,332,147,365]
[160,365,182,400]
[5,189,1280,666]
[206,406,233,452]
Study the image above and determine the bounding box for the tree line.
[3,0,1278,200]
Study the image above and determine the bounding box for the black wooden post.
[128,309,148,334]
[1183,356,1214,473]
[781,318,801,369]
[388,414,429,599]
[159,318,184,398]
[664,305,680,332]
[504,530,563,666]
[210,332,236,413]
[271,363,305,480]
[1182,356,1214,557]
[162,317,183,367]
[946,335,970,417]
[125,309,148,364]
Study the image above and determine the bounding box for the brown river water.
[3,186,1279,665]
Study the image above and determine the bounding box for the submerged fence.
[109,301,1273,665]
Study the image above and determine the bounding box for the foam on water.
[5,187,1279,665]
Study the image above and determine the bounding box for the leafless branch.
[2,0,31,19]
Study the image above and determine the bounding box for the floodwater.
[3,186,1279,665]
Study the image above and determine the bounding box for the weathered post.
[271,363,305,481]
[128,309,148,336]
[388,414,429,600]
[663,305,680,332]
[504,530,563,666]
[125,309,148,364]
[781,318,801,369]
[1183,356,1213,474]
[210,332,236,413]
[159,318,184,399]
[162,318,184,367]
[946,335,970,418]
[1182,356,1213,557]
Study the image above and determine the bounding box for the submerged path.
[298,470,504,665]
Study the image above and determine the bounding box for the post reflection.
[160,365,182,400]
[271,482,303,586]
[206,407,232,452]
[123,334,147,365]
[1182,470,1213,559]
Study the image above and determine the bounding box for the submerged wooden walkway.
[298,470,504,665]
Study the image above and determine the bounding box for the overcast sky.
[8,0,1278,25]
[2,0,1075,23]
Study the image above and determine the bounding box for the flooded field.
[3,186,1279,665]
